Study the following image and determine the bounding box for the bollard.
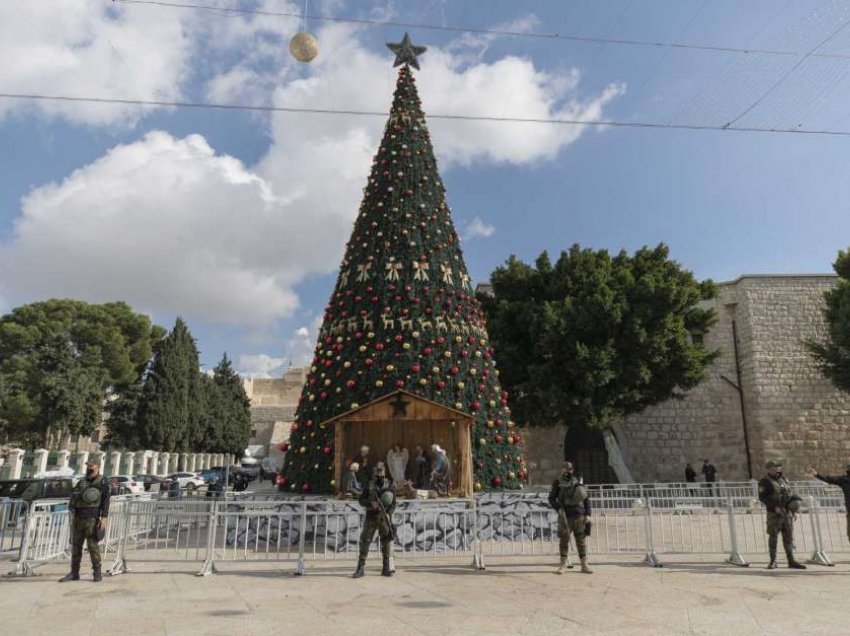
[294,501,307,576]
[805,495,833,566]
[642,498,662,567]
[725,495,749,566]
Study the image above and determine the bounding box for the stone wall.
[514,275,850,484]
[617,275,850,482]
[243,367,306,459]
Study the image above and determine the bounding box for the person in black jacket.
[758,459,805,569]
[808,464,850,544]
[701,460,717,497]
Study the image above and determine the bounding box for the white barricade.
[0,499,29,560]
[7,485,847,578]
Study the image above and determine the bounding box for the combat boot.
[59,559,80,582]
[352,556,366,579]
[787,555,806,570]
[381,554,393,577]
[580,558,593,574]
[92,567,102,582]
[556,557,566,574]
[767,548,778,569]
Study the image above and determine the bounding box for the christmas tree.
[282,34,525,493]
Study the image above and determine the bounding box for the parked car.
[111,475,145,495]
[166,472,205,490]
[133,474,167,492]
[0,478,73,505]
[238,462,261,482]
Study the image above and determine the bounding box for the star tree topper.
[387,32,427,70]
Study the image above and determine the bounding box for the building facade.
[242,367,306,464]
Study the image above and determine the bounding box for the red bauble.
[375,343,385,351]
[491,476,502,487]
[322,446,332,455]
[437,380,446,389]
[302,483,312,493]
[411,364,421,373]
[346,380,356,388]
[365,358,374,366]
[277,442,289,452]
[495,434,503,444]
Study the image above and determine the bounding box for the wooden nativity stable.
[325,390,474,498]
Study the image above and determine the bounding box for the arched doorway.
[563,425,618,484]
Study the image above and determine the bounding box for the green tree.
[211,353,251,456]
[137,318,200,452]
[808,248,850,392]
[479,244,718,450]
[283,61,522,493]
[103,381,145,450]
[0,299,165,447]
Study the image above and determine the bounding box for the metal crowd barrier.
[0,499,29,560]
[5,486,849,577]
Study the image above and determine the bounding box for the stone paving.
[2,553,849,636]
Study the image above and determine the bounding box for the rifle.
[372,485,397,542]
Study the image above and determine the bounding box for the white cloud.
[0,0,193,126]
[0,17,623,326]
[463,217,496,239]
[238,353,288,378]
[0,132,302,324]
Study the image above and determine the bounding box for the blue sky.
[1,0,850,376]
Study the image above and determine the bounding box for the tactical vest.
[72,475,104,516]
[558,476,587,508]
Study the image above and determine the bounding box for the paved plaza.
[2,553,849,636]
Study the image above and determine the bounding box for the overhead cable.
[3,91,850,136]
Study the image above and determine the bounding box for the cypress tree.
[212,353,251,456]
[138,318,199,452]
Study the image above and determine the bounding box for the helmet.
[786,495,803,513]
[379,490,395,508]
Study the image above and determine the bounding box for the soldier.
[808,464,850,544]
[758,459,806,569]
[548,461,592,574]
[60,457,110,582]
[353,461,396,578]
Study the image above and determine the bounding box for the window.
[250,429,257,438]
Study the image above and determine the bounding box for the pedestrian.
[60,457,110,582]
[759,459,806,569]
[353,461,396,578]
[702,459,717,497]
[168,477,182,500]
[808,464,850,544]
[684,463,696,483]
[206,477,224,498]
[548,461,592,574]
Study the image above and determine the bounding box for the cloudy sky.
[2,0,850,378]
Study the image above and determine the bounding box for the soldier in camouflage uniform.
[60,457,111,582]
[353,461,396,578]
[548,461,592,574]
[758,459,805,570]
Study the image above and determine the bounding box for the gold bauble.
[289,31,319,63]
